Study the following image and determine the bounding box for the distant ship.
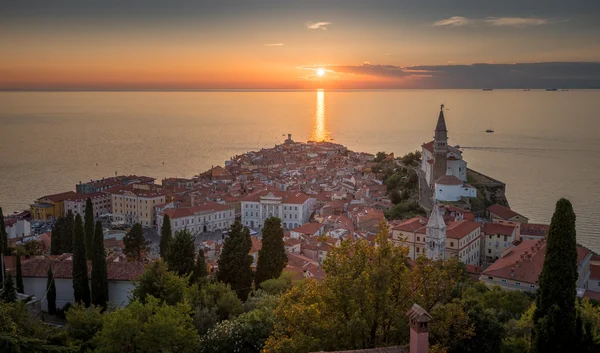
[486,129,494,133]
[546,88,558,91]
[482,88,493,91]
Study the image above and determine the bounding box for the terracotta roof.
[12,255,146,281]
[40,191,78,203]
[590,264,600,280]
[483,223,516,236]
[520,223,549,237]
[482,239,591,284]
[106,185,165,198]
[241,190,310,205]
[163,202,233,219]
[290,223,324,235]
[392,217,428,233]
[63,192,108,202]
[488,204,525,220]
[250,237,262,253]
[446,220,480,239]
[435,175,463,186]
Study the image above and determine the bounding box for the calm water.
[1,90,599,252]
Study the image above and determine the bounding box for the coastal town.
[2,104,600,312]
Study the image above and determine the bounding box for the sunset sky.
[2,0,600,89]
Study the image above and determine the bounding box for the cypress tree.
[191,249,208,284]
[1,274,17,302]
[255,217,287,287]
[91,221,108,309]
[16,255,24,294]
[47,265,57,315]
[166,229,196,276]
[0,207,8,256]
[62,211,74,253]
[50,218,63,255]
[123,223,147,261]
[159,214,172,259]
[84,198,95,260]
[72,214,90,307]
[532,198,578,353]
[217,221,253,300]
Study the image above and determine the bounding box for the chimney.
[407,303,431,353]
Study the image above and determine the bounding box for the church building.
[420,105,468,187]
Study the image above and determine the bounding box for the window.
[501,279,507,283]
[504,236,508,242]
[515,282,521,286]
[529,284,536,288]
[488,249,491,254]
[416,247,420,253]
[450,242,454,247]
[416,237,420,241]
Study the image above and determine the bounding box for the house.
[487,204,529,224]
[482,222,519,263]
[241,190,313,229]
[5,219,31,239]
[11,254,146,311]
[433,175,477,202]
[585,255,600,299]
[444,220,482,266]
[107,184,166,227]
[76,175,155,194]
[64,192,112,220]
[30,191,78,220]
[290,223,325,239]
[249,237,262,267]
[519,223,549,241]
[158,202,235,236]
[284,238,302,253]
[391,217,428,260]
[480,238,592,293]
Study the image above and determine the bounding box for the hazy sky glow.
[2,0,600,89]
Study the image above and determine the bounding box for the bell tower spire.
[431,104,448,184]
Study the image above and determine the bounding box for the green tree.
[0,207,8,256]
[123,223,147,261]
[191,250,208,284]
[167,229,196,276]
[62,211,74,253]
[389,189,403,204]
[50,218,63,255]
[94,296,200,353]
[1,274,17,303]
[259,272,293,296]
[72,214,90,307]
[15,256,24,294]
[91,221,108,309]
[255,217,287,287]
[159,214,172,259]
[532,198,578,353]
[84,198,95,260]
[47,265,57,315]
[131,259,187,306]
[65,303,103,350]
[217,221,254,300]
[374,151,387,163]
[187,280,244,335]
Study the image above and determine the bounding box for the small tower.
[425,204,446,260]
[407,303,432,353]
[431,104,448,185]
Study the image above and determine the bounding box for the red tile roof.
[12,255,146,281]
[590,264,600,280]
[290,223,324,235]
[435,175,463,186]
[163,202,233,219]
[392,217,428,233]
[242,190,310,205]
[483,223,516,236]
[482,239,591,284]
[488,204,524,220]
[446,220,481,239]
[520,223,549,237]
[40,191,78,203]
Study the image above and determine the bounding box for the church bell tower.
[432,104,448,184]
[425,204,446,261]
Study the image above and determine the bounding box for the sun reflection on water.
[310,89,330,142]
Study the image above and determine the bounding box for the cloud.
[298,61,600,88]
[432,16,472,27]
[264,43,283,47]
[433,16,557,28]
[306,21,331,30]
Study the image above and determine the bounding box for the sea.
[1,90,599,252]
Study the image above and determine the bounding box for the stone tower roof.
[435,104,447,132]
[427,204,446,231]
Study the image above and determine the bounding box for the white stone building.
[241,190,313,229]
[482,222,519,262]
[425,205,446,261]
[158,202,235,236]
[434,175,477,202]
[64,192,112,220]
[5,219,31,239]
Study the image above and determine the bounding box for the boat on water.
[546,88,558,91]
[482,88,493,91]
[485,129,494,133]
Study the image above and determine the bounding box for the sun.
[316,68,325,77]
